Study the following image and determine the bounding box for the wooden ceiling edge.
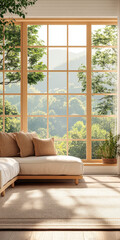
[0,17,117,23]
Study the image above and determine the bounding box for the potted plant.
[96,131,120,164]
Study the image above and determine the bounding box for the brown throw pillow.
[15,131,37,157]
[0,132,20,157]
[33,138,57,156]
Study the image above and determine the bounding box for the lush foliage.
[0,98,20,132]
[78,25,117,115]
[0,0,37,19]
[96,131,120,159]
[0,0,37,48]
[0,25,46,85]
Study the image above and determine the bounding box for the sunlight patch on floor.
[26,189,43,198]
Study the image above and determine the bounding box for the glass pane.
[92,72,117,93]
[5,25,21,46]
[49,48,67,70]
[28,48,47,70]
[49,95,67,115]
[92,48,117,70]
[69,95,86,115]
[49,72,67,93]
[69,25,86,46]
[5,96,20,115]
[0,97,3,115]
[0,117,3,131]
[92,95,116,115]
[0,25,3,45]
[28,117,47,138]
[92,25,117,46]
[28,25,47,46]
[69,48,86,70]
[5,117,20,132]
[28,72,47,93]
[5,48,21,70]
[68,141,86,159]
[0,72,3,93]
[69,72,86,93]
[0,49,3,70]
[49,25,67,46]
[5,72,20,93]
[92,141,104,159]
[68,117,86,139]
[28,95,47,115]
[92,117,117,139]
[55,141,67,155]
[49,117,67,138]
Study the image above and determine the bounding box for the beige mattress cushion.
[0,132,19,157]
[15,155,83,176]
[0,158,20,189]
[15,132,37,157]
[33,137,56,156]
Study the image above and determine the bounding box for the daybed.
[0,155,83,196]
[0,158,20,196]
[0,132,83,197]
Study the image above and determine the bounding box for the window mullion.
[21,23,28,132]
[86,23,92,161]
[3,26,5,132]
[47,24,49,138]
[67,24,69,155]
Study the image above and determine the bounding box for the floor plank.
[0,231,13,240]
[116,231,120,240]
[83,231,119,240]
[10,231,32,240]
[30,231,53,240]
[53,231,84,240]
[0,231,120,240]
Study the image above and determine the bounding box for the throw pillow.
[15,131,37,157]
[0,132,20,157]
[33,137,57,156]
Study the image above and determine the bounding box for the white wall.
[84,165,118,175]
[5,0,118,18]
[26,0,118,17]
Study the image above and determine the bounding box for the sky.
[37,24,107,50]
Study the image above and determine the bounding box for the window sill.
[84,162,117,166]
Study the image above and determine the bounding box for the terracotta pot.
[102,158,117,164]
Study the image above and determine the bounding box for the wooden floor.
[1,175,120,239]
[0,231,120,240]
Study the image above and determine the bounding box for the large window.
[0,19,117,163]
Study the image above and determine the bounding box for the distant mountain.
[49,48,86,70]
[33,49,86,93]
[4,49,86,94]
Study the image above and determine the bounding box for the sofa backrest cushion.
[15,132,37,157]
[0,132,20,157]
[33,137,57,156]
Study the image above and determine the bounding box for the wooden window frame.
[0,18,117,164]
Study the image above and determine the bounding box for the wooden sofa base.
[0,176,18,197]
[0,175,83,197]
